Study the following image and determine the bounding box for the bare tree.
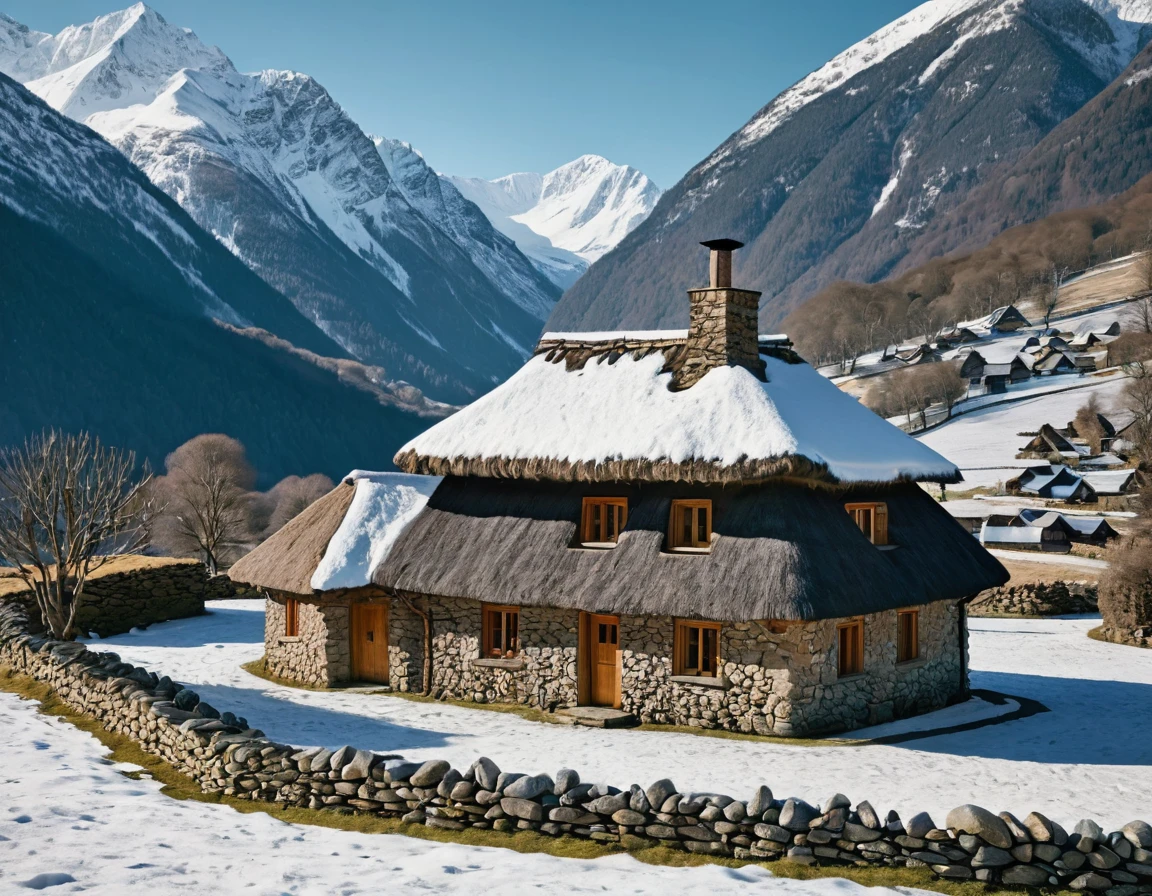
[0,431,152,640]
[1042,264,1070,329]
[926,363,968,419]
[1121,362,1152,466]
[263,473,335,536]
[153,435,255,575]
[1134,295,1152,335]
[1073,393,1108,455]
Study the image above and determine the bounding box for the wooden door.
[351,602,389,684]
[589,613,620,707]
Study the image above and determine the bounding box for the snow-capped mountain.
[449,155,661,288]
[373,137,557,318]
[0,70,436,483]
[550,0,1152,333]
[0,4,560,402]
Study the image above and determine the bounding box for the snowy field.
[2,691,913,896]
[75,600,1152,834]
[917,375,1131,488]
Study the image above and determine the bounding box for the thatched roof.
[375,477,1007,621]
[395,336,961,486]
[229,480,355,594]
[228,472,442,594]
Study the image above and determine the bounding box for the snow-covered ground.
[2,690,915,896]
[89,601,1152,834]
[917,375,1131,488]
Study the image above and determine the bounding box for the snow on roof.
[981,524,1043,545]
[539,329,688,342]
[309,472,442,591]
[397,350,961,484]
[1080,469,1136,496]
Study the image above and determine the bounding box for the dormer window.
[846,502,888,546]
[581,497,628,546]
[669,499,712,552]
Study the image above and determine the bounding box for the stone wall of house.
[386,596,962,738]
[620,616,789,734]
[4,597,1152,893]
[391,597,579,709]
[786,601,964,736]
[971,582,1099,618]
[264,595,350,687]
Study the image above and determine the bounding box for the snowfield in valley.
[82,600,1152,835]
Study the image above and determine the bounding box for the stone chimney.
[677,239,764,388]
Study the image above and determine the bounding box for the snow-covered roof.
[1080,469,1137,496]
[310,472,443,591]
[396,346,961,485]
[981,524,1044,545]
[229,471,442,594]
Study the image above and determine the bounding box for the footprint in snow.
[13,815,32,824]
[18,872,76,889]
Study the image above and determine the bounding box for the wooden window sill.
[896,657,926,669]
[574,541,618,550]
[278,636,301,644]
[665,546,713,555]
[473,657,526,671]
[670,674,728,689]
[836,672,866,682]
[876,544,900,552]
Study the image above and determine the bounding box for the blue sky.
[5,0,920,187]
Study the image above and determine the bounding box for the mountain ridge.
[548,0,1152,335]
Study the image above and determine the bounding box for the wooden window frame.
[668,499,713,552]
[482,603,520,658]
[673,619,721,677]
[845,502,888,546]
[837,618,864,678]
[580,497,628,546]
[284,597,299,638]
[897,609,920,664]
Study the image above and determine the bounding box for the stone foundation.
[3,597,1151,893]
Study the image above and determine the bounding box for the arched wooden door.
[351,602,389,684]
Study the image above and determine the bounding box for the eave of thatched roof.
[395,340,962,486]
[228,480,356,595]
[375,477,1007,622]
[227,471,442,594]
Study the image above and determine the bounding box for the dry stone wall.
[4,598,1152,893]
[971,582,1099,618]
[9,560,211,638]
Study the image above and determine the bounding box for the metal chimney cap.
[700,238,744,251]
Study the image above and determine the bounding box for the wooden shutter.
[874,503,888,546]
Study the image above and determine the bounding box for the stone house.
[231,239,1007,737]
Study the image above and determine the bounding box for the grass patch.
[0,662,1025,894]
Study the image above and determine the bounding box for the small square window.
[482,604,520,658]
[897,610,919,663]
[669,499,712,551]
[837,619,864,677]
[845,502,888,545]
[581,497,628,545]
[674,620,721,677]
